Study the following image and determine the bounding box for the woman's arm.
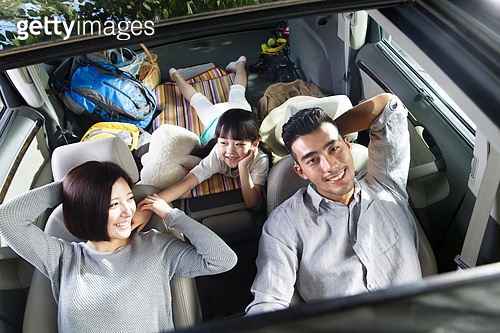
[0,182,65,275]
[168,208,238,275]
[141,195,237,276]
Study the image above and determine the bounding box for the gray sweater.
[0,182,237,332]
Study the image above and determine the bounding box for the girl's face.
[106,177,136,242]
[217,136,258,168]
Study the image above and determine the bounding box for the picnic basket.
[138,43,161,90]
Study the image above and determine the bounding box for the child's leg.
[226,56,247,88]
[226,56,251,111]
[226,85,252,111]
[169,67,218,127]
[169,68,198,101]
[190,93,220,127]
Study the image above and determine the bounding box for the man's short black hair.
[282,107,340,160]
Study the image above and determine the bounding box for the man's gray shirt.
[246,96,421,315]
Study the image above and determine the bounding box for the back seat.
[151,64,264,244]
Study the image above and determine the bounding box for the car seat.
[22,137,202,332]
[260,95,366,162]
[267,154,438,305]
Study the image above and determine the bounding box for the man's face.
[291,122,355,205]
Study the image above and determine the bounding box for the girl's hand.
[239,146,257,170]
[137,194,172,220]
[132,209,153,233]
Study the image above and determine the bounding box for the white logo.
[16,17,155,41]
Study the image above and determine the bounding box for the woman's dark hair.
[282,107,340,160]
[62,161,133,241]
[194,109,273,166]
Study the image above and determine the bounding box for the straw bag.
[138,43,161,90]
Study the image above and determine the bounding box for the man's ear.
[343,136,352,149]
[293,161,309,180]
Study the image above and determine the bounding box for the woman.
[0,161,237,332]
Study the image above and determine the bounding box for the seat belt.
[27,64,72,145]
[338,12,353,95]
[455,145,500,269]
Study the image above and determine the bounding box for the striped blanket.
[152,66,241,198]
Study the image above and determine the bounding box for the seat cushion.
[51,136,139,182]
[260,95,356,161]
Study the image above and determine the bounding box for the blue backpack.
[52,57,157,129]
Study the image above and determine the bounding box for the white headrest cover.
[275,95,355,145]
[51,136,139,182]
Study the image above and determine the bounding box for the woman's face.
[217,136,257,168]
[106,177,136,241]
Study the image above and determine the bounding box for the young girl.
[169,55,251,145]
[135,109,271,231]
[0,161,236,332]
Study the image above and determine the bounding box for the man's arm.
[334,93,392,135]
[351,93,411,197]
[246,209,299,315]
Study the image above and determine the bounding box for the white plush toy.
[140,124,202,191]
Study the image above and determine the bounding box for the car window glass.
[382,29,476,144]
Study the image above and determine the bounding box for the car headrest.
[274,95,355,145]
[260,95,355,158]
[51,136,139,182]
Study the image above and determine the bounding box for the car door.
[0,68,56,332]
[353,28,474,271]
[364,4,499,273]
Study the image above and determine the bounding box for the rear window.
[0,0,273,50]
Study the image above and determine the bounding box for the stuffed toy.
[139,124,202,192]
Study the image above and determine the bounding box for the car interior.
[0,1,498,332]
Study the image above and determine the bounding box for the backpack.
[81,122,151,157]
[52,57,157,129]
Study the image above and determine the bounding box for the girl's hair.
[62,161,133,241]
[194,109,272,165]
[215,108,261,142]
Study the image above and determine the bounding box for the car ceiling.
[0,0,410,71]
[0,0,498,139]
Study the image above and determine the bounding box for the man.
[246,93,421,315]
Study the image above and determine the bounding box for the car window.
[0,94,4,116]
[381,29,476,146]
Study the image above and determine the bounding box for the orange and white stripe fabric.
[152,66,240,198]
